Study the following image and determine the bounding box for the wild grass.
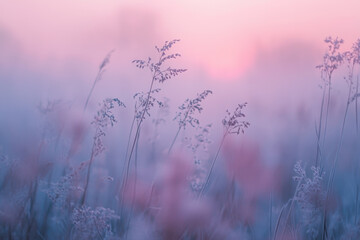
[0,37,359,240]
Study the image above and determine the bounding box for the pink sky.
[1,0,360,80]
[1,0,360,167]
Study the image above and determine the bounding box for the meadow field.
[1,1,360,239]
[0,37,360,240]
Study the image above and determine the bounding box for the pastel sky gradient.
[1,0,360,166]
[1,0,360,80]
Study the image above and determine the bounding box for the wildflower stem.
[168,127,181,155]
[198,131,228,199]
[117,116,136,215]
[322,70,353,239]
[169,90,212,155]
[269,193,272,239]
[125,117,136,169]
[356,76,359,134]
[280,178,303,240]
[168,108,191,155]
[122,70,157,211]
[356,185,359,225]
[80,149,95,206]
[322,75,332,156]
[84,70,101,111]
[84,50,114,111]
[125,130,140,240]
[273,200,290,240]
[126,75,155,173]
[316,81,327,167]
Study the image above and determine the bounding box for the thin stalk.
[24,136,45,239]
[125,129,140,240]
[356,76,360,225]
[198,131,228,199]
[120,67,161,225]
[316,83,327,167]
[328,65,354,191]
[273,200,290,240]
[84,69,103,111]
[80,150,95,206]
[322,75,332,154]
[167,127,181,155]
[168,105,191,155]
[322,77,353,240]
[123,73,156,197]
[116,116,136,213]
[270,193,273,239]
[315,122,324,170]
[84,50,113,111]
[124,117,136,166]
[280,178,303,240]
[150,118,160,162]
[356,185,359,225]
[356,76,359,134]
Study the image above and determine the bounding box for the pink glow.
[1,0,360,81]
[1,1,360,239]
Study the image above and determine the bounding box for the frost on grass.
[293,162,325,239]
[71,206,119,240]
[44,162,88,208]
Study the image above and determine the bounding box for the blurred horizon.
[2,0,360,79]
[2,0,360,163]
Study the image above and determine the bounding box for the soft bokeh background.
[1,0,360,162]
[1,1,360,239]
